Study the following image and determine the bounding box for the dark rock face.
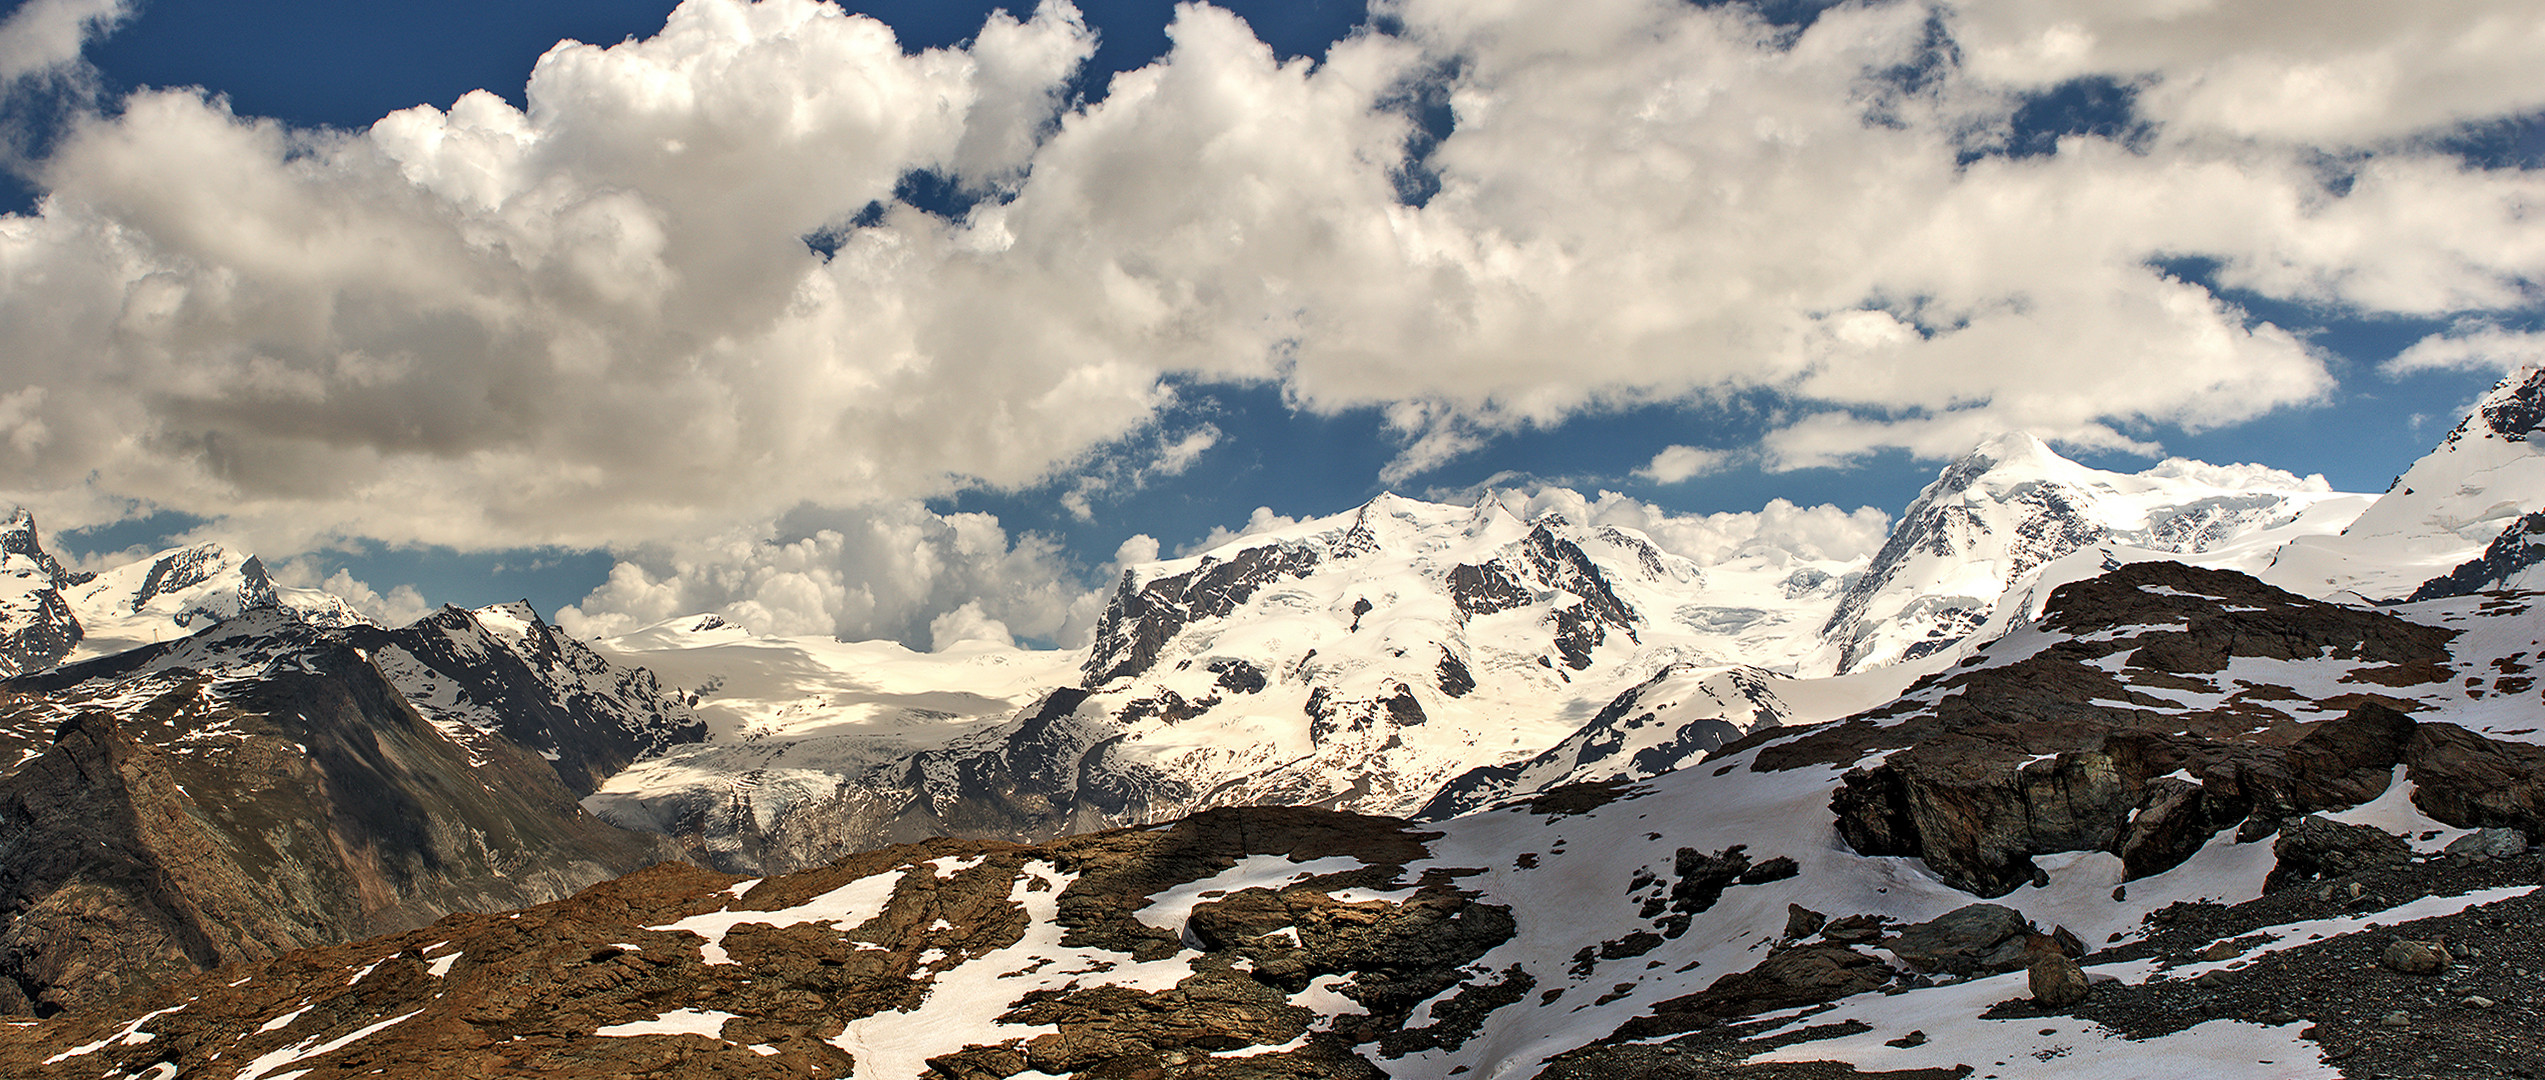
[2475,364,2545,440]
[2408,510,2545,601]
[1083,544,1325,686]
[1611,943,1891,1042]
[1780,563,2466,896]
[0,807,1514,1080]
[1210,658,1268,694]
[1433,650,1476,697]
[0,647,679,1016]
[1447,560,1532,616]
[2399,721,2545,834]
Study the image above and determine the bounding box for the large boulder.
[2405,723,2545,835]
[1889,904,2042,976]
[2268,815,2411,891]
[2029,953,2090,1007]
[1615,943,1892,1040]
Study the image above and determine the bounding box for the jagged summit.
[0,509,81,677]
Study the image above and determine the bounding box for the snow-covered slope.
[1417,659,1936,820]
[2266,364,2545,601]
[1820,432,2367,674]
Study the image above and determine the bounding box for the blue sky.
[0,0,2537,644]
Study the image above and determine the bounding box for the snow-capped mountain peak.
[0,509,83,677]
[1818,433,2363,674]
[2267,364,2545,600]
[65,542,373,659]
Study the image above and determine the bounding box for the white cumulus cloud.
[0,0,2529,572]
[1637,445,1731,484]
[2384,325,2545,376]
[0,0,129,82]
[555,500,1107,648]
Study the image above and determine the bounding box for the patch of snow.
[1134,855,1367,935]
[592,1008,743,1040]
[928,855,986,878]
[651,869,903,965]
[1744,974,2334,1079]
[42,1002,189,1064]
[229,1009,424,1080]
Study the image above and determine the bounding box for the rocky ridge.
[0,600,703,1015]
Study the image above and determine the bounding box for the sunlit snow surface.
[584,448,2370,840]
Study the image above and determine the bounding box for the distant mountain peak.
[2268,363,2545,600]
[1819,434,2355,674]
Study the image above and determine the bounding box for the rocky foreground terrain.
[4,561,2540,1078]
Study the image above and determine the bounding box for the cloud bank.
[0,0,129,83]
[0,0,2538,638]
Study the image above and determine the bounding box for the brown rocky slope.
[0,612,689,1016]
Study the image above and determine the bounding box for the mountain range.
[0,365,2541,1077]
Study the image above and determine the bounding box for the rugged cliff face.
[0,610,696,1015]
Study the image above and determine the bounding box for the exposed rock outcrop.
[1775,562,2466,895]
